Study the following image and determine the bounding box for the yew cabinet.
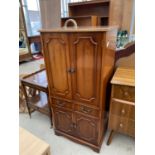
[40,27,118,152]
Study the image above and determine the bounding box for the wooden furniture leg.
[47,94,53,128]
[21,83,31,118]
[107,130,114,145]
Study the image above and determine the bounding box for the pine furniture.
[40,26,118,152]
[19,127,51,155]
[107,67,135,145]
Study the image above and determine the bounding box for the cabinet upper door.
[42,33,72,99]
[70,33,102,107]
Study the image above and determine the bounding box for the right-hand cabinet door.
[70,33,103,107]
[74,113,99,145]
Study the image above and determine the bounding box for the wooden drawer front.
[110,100,129,118]
[129,105,135,120]
[113,85,135,102]
[51,98,73,110]
[109,115,128,134]
[127,119,135,137]
[74,104,99,118]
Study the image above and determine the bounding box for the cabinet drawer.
[110,99,129,118]
[51,98,73,110]
[127,119,135,137]
[74,104,99,118]
[113,85,135,102]
[108,115,128,134]
[129,105,135,120]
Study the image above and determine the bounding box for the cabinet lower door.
[53,108,73,135]
[74,113,99,145]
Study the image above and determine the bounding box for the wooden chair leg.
[107,130,114,145]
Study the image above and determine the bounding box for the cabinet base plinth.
[55,130,103,153]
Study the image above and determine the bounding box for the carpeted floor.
[19,59,135,155]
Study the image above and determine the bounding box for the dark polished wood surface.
[21,69,48,91]
[41,27,117,152]
[115,42,135,62]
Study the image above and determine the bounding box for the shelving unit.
[68,0,110,17]
[61,0,123,27]
[61,16,98,27]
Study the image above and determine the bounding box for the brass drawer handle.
[119,123,123,128]
[80,106,92,114]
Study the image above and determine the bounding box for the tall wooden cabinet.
[40,27,118,152]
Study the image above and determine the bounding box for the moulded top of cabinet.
[111,68,135,86]
[39,26,118,33]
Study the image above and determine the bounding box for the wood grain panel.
[129,105,135,120]
[51,98,73,110]
[53,108,73,135]
[70,34,102,106]
[127,119,135,137]
[69,2,109,17]
[109,0,123,28]
[113,85,135,102]
[110,99,129,118]
[121,0,134,33]
[109,115,128,134]
[42,34,72,99]
[74,104,99,118]
[75,114,99,145]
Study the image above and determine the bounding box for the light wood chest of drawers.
[107,68,135,145]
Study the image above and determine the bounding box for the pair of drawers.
[109,99,135,137]
[50,98,99,118]
[108,85,135,137]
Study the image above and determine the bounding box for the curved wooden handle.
[64,19,78,28]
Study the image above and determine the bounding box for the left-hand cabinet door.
[42,33,72,99]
